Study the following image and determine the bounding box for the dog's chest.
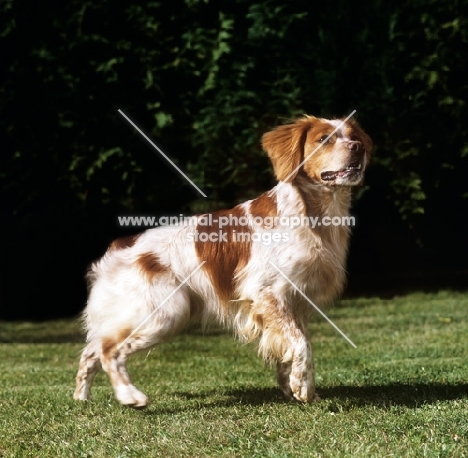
[291,224,350,303]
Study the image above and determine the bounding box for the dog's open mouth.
[321,163,363,181]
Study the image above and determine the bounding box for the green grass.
[0,291,467,457]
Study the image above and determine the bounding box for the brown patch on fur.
[136,253,167,281]
[101,337,116,359]
[117,328,131,342]
[249,192,277,226]
[101,329,132,359]
[262,117,315,182]
[195,205,252,303]
[251,313,264,331]
[109,234,140,252]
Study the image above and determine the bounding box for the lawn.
[0,291,467,457]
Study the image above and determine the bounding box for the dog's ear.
[262,118,312,183]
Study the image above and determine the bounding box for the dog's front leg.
[286,336,319,403]
[276,360,293,399]
[274,334,318,403]
[256,294,319,402]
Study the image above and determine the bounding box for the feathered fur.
[74,115,372,407]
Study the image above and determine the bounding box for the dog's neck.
[291,175,352,219]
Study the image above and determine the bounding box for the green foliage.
[1,0,467,244]
[374,0,468,225]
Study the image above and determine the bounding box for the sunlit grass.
[0,291,467,457]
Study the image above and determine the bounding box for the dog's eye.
[319,135,330,143]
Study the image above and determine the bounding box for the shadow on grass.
[318,383,468,409]
[142,387,285,415]
[144,383,468,415]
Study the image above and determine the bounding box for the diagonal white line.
[118,109,207,198]
[277,109,357,188]
[268,261,357,348]
[117,261,206,349]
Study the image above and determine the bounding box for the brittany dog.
[74,115,372,407]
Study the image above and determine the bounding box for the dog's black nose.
[347,141,362,152]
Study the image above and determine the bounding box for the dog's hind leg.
[98,286,191,408]
[74,340,102,401]
[99,332,150,408]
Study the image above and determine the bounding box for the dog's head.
[262,115,372,186]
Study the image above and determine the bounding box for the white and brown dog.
[74,115,372,407]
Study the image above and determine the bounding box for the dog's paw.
[291,388,321,403]
[73,392,90,401]
[115,385,149,408]
[289,375,319,403]
[73,386,91,401]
